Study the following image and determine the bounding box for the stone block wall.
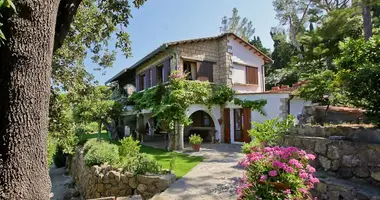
[71,147,176,199]
[282,134,380,187]
[299,105,368,125]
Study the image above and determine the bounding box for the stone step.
[313,172,380,200]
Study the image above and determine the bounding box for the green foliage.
[169,156,176,172]
[189,134,203,145]
[233,99,267,116]
[243,115,295,153]
[47,135,57,167]
[116,153,162,175]
[249,36,271,56]
[210,84,236,105]
[83,140,119,166]
[296,70,348,105]
[336,36,380,123]
[119,136,141,158]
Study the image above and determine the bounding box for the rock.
[137,184,147,193]
[109,170,121,181]
[315,140,328,155]
[98,173,104,182]
[353,167,370,178]
[137,175,160,185]
[97,183,104,192]
[370,171,380,181]
[315,182,327,193]
[319,156,331,170]
[129,177,138,189]
[342,155,360,167]
[341,143,356,155]
[63,188,78,200]
[105,184,112,189]
[120,174,129,183]
[124,172,134,178]
[331,160,340,171]
[327,191,340,200]
[337,168,353,179]
[102,175,110,183]
[327,145,340,160]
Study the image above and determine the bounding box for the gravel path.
[151,143,244,200]
[49,165,73,200]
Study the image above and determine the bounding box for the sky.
[85,0,278,85]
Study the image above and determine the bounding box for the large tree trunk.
[0,0,60,199]
[362,2,373,40]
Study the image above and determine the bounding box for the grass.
[140,145,203,179]
[80,132,203,178]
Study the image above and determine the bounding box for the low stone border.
[70,147,176,199]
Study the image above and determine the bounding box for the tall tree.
[0,0,146,198]
[249,36,271,56]
[220,7,256,40]
[273,0,313,54]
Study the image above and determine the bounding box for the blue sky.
[85,0,278,84]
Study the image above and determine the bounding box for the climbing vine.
[233,98,267,116]
[128,71,266,130]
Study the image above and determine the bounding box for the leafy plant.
[243,115,295,153]
[83,140,119,166]
[238,146,319,200]
[119,136,141,158]
[233,99,267,116]
[189,134,203,145]
[210,85,235,105]
[47,135,57,167]
[116,153,162,175]
[336,36,380,124]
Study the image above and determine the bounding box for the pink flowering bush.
[237,145,319,200]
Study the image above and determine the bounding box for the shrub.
[237,146,319,200]
[189,134,203,145]
[84,141,119,166]
[83,138,99,154]
[243,115,294,153]
[116,153,162,175]
[119,136,141,158]
[47,135,57,167]
[336,36,380,124]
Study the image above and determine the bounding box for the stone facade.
[135,52,176,76]
[71,147,176,199]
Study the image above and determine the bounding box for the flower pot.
[192,144,201,151]
[269,182,290,190]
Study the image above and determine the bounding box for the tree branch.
[53,0,82,52]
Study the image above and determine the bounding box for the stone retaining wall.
[281,135,380,187]
[298,105,368,125]
[291,124,380,144]
[71,147,176,199]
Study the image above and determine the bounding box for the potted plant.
[189,134,203,151]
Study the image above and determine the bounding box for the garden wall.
[71,147,176,199]
[298,105,368,125]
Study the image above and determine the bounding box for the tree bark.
[0,0,60,199]
[362,2,373,40]
[98,121,102,141]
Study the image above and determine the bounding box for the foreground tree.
[0,0,146,198]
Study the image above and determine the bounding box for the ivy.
[233,98,267,116]
[128,71,266,130]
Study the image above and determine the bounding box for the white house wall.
[289,98,312,123]
[228,36,265,93]
[226,93,289,143]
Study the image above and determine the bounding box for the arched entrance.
[185,110,216,142]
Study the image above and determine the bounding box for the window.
[197,61,213,82]
[157,65,163,83]
[246,66,258,85]
[183,61,196,80]
[139,74,145,91]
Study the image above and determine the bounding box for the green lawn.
[81,133,203,178]
[140,145,203,178]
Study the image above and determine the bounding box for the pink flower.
[299,172,308,179]
[273,160,285,168]
[260,175,267,182]
[298,188,307,194]
[283,164,294,173]
[269,170,277,177]
[306,154,316,160]
[306,165,316,173]
[283,189,291,194]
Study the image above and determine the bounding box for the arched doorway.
[185,110,216,142]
